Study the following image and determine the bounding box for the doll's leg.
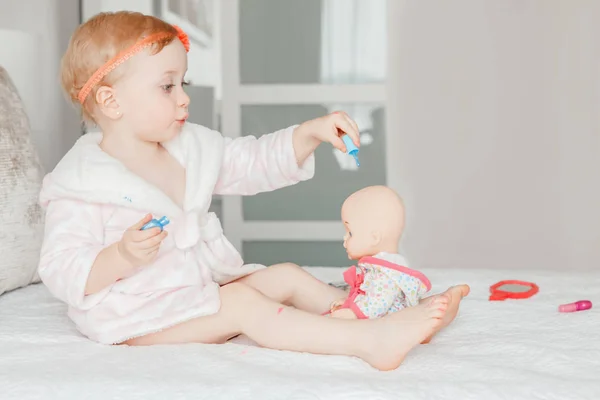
[235,263,346,314]
[421,284,470,343]
[125,282,449,371]
[328,308,357,319]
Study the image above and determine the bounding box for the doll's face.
[341,202,377,260]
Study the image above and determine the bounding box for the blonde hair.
[61,11,179,122]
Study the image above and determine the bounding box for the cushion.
[0,66,45,296]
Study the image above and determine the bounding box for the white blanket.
[1,267,599,399]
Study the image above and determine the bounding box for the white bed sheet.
[1,267,599,400]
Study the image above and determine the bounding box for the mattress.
[1,267,599,400]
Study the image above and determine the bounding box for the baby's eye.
[348,231,352,237]
[162,84,175,93]
[182,80,190,87]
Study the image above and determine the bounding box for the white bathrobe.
[37,122,315,344]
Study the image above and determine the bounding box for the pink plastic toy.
[558,300,592,313]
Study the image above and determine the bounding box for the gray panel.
[241,104,386,221]
[243,241,352,267]
[208,197,222,220]
[239,0,322,84]
[185,85,214,129]
[239,0,386,85]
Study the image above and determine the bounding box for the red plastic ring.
[489,280,539,301]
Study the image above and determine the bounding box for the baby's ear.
[370,230,382,247]
[95,85,121,120]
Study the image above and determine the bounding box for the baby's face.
[112,40,190,142]
[341,201,374,260]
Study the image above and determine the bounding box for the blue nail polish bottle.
[141,216,170,231]
[342,135,360,166]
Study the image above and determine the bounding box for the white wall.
[388,0,600,270]
[0,0,81,172]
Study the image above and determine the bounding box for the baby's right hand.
[117,214,168,267]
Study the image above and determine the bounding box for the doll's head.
[341,185,405,260]
[61,11,190,142]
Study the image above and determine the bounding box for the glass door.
[220,0,393,267]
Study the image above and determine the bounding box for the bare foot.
[362,295,448,371]
[422,284,470,344]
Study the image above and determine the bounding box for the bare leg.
[237,264,468,333]
[125,282,448,371]
[235,263,346,314]
[422,284,470,344]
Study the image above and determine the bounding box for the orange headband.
[77,25,190,104]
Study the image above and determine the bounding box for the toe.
[460,285,471,297]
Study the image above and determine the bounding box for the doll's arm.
[214,126,315,195]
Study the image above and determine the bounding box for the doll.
[329,185,431,319]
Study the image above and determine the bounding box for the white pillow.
[0,66,44,296]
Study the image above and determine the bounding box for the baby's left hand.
[294,111,361,153]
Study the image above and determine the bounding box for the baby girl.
[38,11,467,371]
[329,186,470,339]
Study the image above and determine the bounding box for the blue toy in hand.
[342,135,360,167]
[141,216,170,231]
